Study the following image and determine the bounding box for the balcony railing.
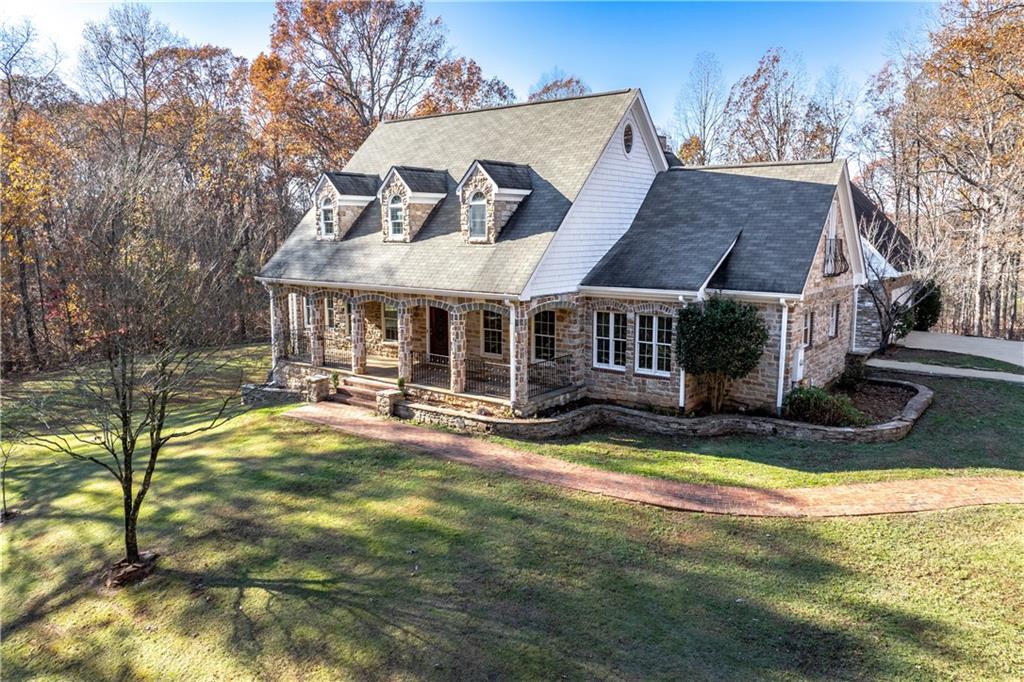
[528,354,572,399]
[465,357,510,398]
[411,351,449,389]
[823,237,850,277]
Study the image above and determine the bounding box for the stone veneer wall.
[313,182,367,241]
[855,283,884,351]
[379,176,435,242]
[458,168,521,243]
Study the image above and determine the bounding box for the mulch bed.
[836,381,916,424]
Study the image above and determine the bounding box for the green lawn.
[885,346,1024,375]
[3,356,1023,679]
[498,375,1024,489]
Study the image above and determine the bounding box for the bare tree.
[672,52,727,165]
[0,436,18,522]
[724,48,807,162]
[10,152,247,583]
[801,67,857,160]
[528,67,590,102]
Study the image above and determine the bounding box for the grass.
[884,347,1024,375]
[2,353,1023,679]
[497,374,1024,489]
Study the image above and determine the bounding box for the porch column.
[309,291,325,366]
[265,284,281,367]
[287,293,300,357]
[449,311,466,393]
[351,302,366,374]
[397,306,412,381]
[509,302,530,411]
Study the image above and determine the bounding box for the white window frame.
[320,197,335,237]
[828,302,840,338]
[388,195,404,237]
[635,313,673,377]
[828,197,838,239]
[593,310,627,371]
[325,297,336,329]
[381,303,399,343]
[468,191,487,239]
[481,309,503,357]
[532,310,556,362]
[303,296,314,328]
[803,310,815,348]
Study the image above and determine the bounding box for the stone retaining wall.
[389,379,932,444]
[242,383,302,406]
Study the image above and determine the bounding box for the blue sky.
[6,1,934,127]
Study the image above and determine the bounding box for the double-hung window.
[533,310,555,361]
[828,303,840,338]
[325,297,336,329]
[636,314,673,375]
[469,192,487,239]
[303,296,314,328]
[803,311,815,348]
[594,311,627,369]
[382,304,399,342]
[482,310,503,356]
[388,196,404,237]
[320,197,334,237]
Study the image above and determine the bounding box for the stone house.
[257,89,867,416]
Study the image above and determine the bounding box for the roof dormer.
[377,166,448,242]
[311,172,380,241]
[455,160,532,243]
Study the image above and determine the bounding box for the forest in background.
[2,0,1021,373]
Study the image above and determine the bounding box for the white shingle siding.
[524,104,660,297]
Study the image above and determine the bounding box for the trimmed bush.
[675,297,769,413]
[912,282,942,331]
[783,386,868,427]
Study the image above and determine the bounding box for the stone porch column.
[351,302,366,374]
[397,306,412,382]
[265,284,281,367]
[449,311,466,393]
[287,293,299,357]
[509,302,530,411]
[309,291,325,366]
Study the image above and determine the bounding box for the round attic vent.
[623,124,634,155]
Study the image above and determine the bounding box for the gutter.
[254,275,515,301]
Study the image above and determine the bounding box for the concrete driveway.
[902,331,1024,367]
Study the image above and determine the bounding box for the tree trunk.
[123,486,140,563]
[14,227,41,366]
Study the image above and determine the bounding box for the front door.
[428,307,449,360]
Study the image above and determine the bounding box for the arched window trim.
[320,196,335,236]
[388,195,404,237]
[468,191,487,239]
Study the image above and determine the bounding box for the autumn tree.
[672,52,727,165]
[414,57,514,116]
[528,67,590,102]
[269,0,447,167]
[724,48,807,162]
[800,67,856,160]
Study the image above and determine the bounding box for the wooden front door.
[428,307,449,359]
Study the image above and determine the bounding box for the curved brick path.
[285,403,1024,518]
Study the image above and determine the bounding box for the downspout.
[677,295,688,409]
[776,299,789,415]
[850,286,859,351]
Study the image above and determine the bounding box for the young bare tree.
[11,152,246,583]
[0,436,18,522]
[672,52,728,165]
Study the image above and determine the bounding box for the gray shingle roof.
[583,159,845,295]
[392,166,449,194]
[259,89,636,295]
[325,171,380,196]
[477,160,532,190]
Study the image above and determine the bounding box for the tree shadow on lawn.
[4,413,978,680]
[535,375,1024,485]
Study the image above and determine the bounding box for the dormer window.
[320,197,335,237]
[388,195,404,237]
[469,192,487,239]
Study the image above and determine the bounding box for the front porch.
[265,285,581,413]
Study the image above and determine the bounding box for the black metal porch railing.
[323,333,352,370]
[528,354,572,399]
[465,357,510,398]
[823,237,850,277]
[411,351,450,389]
[287,331,310,362]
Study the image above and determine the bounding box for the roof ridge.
[382,88,636,124]
[672,158,841,171]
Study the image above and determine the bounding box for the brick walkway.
[285,403,1024,518]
